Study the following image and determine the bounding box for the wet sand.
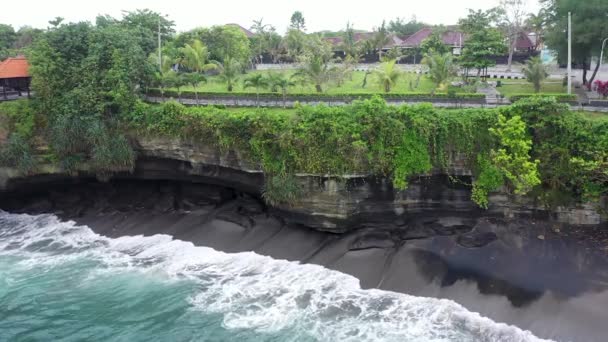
[2,179,608,341]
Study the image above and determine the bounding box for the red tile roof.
[0,57,30,79]
[402,28,465,47]
[515,32,534,50]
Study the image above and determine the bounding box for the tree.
[290,11,306,31]
[497,0,528,72]
[266,73,294,108]
[121,9,175,56]
[13,26,44,50]
[171,72,188,99]
[524,11,546,51]
[177,40,217,73]
[522,56,548,92]
[28,19,152,174]
[243,73,268,106]
[542,0,608,85]
[292,35,334,92]
[197,25,251,65]
[423,52,457,91]
[48,17,64,28]
[388,16,426,37]
[458,9,506,78]
[420,28,450,55]
[384,47,404,62]
[341,22,359,58]
[372,21,390,61]
[250,18,270,63]
[185,73,206,104]
[265,30,283,63]
[0,24,16,50]
[373,59,402,92]
[284,28,306,61]
[218,57,242,91]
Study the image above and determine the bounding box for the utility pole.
[158,17,162,72]
[600,38,608,72]
[567,12,572,95]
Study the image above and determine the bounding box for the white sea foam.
[0,211,553,342]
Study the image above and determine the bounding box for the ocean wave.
[0,211,552,342]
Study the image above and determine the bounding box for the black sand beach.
[2,179,608,341]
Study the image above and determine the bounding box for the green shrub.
[0,99,37,139]
[0,134,36,174]
[147,89,485,101]
[262,174,303,206]
[508,93,577,103]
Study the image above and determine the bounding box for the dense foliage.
[26,15,155,175]
[0,100,37,173]
[115,96,606,207]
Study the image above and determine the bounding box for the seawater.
[0,211,552,342]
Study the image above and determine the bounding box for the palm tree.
[243,73,269,106]
[217,57,242,92]
[522,56,548,93]
[148,52,174,99]
[291,35,334,93]
[293,54,331,93]
[373,21,390,61]
[162,71,178,98]
[178,40,217,73]
[173,72,188,100]
[373,59,402,93]
[422,51,457,91]
[185,73,207,104]
[267,73,295,108]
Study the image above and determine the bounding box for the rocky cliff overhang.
[0,137,605,231]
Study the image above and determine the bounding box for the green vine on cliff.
[489,114,541,196]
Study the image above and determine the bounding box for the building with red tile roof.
[0,56,30,79]
[0,56,31,99]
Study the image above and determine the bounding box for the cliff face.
[0,137,605,231]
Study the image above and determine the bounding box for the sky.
[2,0,541,34]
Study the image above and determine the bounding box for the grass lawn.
[174,70,451,94]
[497,81,566,97]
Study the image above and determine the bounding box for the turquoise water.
[0,211,550,342]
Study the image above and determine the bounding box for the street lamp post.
[600,38,608,72]
[567,12,572,95]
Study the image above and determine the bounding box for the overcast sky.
[2,0,541,33]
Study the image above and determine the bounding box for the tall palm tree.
[373,59,402,93]
[178,40,217,73]
[243,73,269,106]
[522,56,548,93]
[217,57,242,92]
[373,21,390,61]
[422,51,457,91]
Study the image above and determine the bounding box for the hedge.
[147,89,486,102]
[508,93,578,103]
